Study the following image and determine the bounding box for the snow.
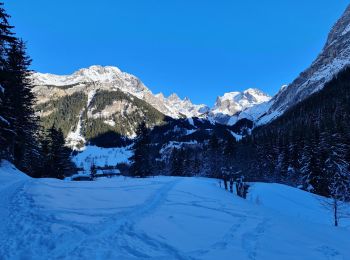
[0,115,9,125]
[341,24,350,36]
[254,105,283,126]
[72,145,132,170]
[0,160,29,184]
[32,66,272,123]
[159,94,209,119]
[207,116,216,125]
[257,8,350,127]
[65,117,85,149]
[32,65,123,86]
[103,119,116,126]
[0,162,349,259]
[227,115,238,126]
[229,130,243,141]
[87,89,96,105]
[159,141,198,154]
[186,129,197,135]
[66,90,96,149]
[248,182,350,226]
[212,88,271,116]
[32,65,210,120]
[187,117,195,126]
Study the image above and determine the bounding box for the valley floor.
[0,162,349,260]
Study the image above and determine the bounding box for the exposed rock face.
[31,64,274,150]
[212,88,271,116]
[211,88,271,125]
[31,66,208,119]
[261,5,350,123]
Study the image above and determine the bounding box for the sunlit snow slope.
[0,162,349,260]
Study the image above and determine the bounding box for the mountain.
[32,66,210,149]
[211,88,271,125]
[32,65,208,120]
[31,3,350,151]
[257,5,350,124]
[31,66,268,148]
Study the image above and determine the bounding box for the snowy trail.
[0,170,349,259]
[63,179,184,259]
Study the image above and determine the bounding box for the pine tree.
[44,126,75,179]
[208,133,221,178]
[3,39,39,171]
[322,151,350,226]
[192,151,201,175]
[130,122,151,178]
[90,160,97,180]
[0,2,16,158]
[170,148,184,176]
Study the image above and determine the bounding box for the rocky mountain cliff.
[32,66,209,120]
[211,88,271,125]
[257,4,350,124]
[31,3,350,148]
[31,66,268,148]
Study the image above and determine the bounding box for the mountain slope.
[35,86,168,149]
[258,4,350,124]
[211,88,271,125]
[32,66,209,120]
[235,66,350,195]
[32,66,269,149]
[32,66,269,123]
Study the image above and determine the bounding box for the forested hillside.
[127,67,350,200]
[238,67,350,197]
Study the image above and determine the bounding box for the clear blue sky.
[5,0,350,105]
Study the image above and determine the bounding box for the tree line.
[129,67,350,204]
[0,2,75,179]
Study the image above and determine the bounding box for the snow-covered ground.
[0,161,349,259]
[72,145,132,170]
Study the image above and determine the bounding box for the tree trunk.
[224,178,228,190]
[334,199,338,227]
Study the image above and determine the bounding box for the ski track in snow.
[64,179,186,259]
[0,175,349,260]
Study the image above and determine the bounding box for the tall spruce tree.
[130,122,151,177]
[208,133,221,178]
[170,148,184,176]
[3,39,39,171]
[44,126,75,179]
[0,2,16,158]
[0,3,77,179]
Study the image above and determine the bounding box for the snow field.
[0,162,349,259]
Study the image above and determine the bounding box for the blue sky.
[5,0,349,105]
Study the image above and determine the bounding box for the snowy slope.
[248,182,350,226]
[32,66,269,125]
[72,145,132,170]
[0,162,349,259]
[258,4,350,125]
[212,88,271,116]
[211,88,271,125]
[32,65,209,119]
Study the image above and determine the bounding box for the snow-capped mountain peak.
[32,65,270,125]
[212,88,271,116]
[32,65,125,86]
[32,66,211,119]
[167,93,181,102]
